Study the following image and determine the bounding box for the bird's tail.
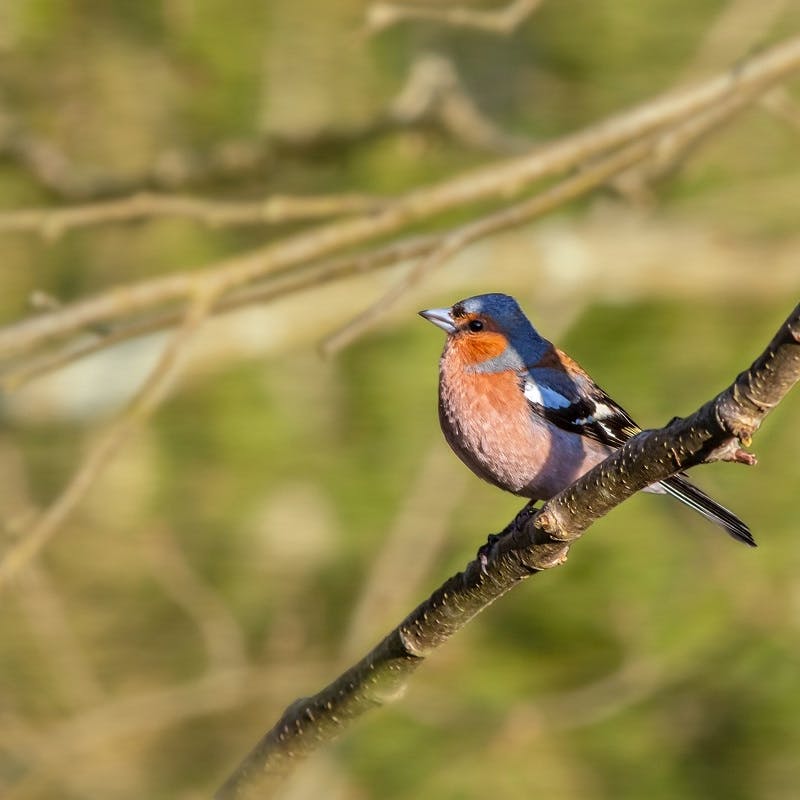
[659,474,756,547]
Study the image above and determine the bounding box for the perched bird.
[420,293,755,546]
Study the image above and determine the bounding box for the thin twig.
[145,528,248,673]
[367,0,544,35]
[321,135,656,354]
[388,53,531,153]
[0,285,219,588]
[18,566,106,707]
[0,36,797,364]
[761,86,800,133]
[0,82,786,387]
[339,443,467,662]
[0,48,522,203]
[0,233,441,391]
[1,36,799,363]
[612,0,789,202]
[611,83,763,203]
[0,192,388,239]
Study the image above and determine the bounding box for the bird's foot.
[477,533,503,574]
[512,500,538,531]
[477,501,538,574]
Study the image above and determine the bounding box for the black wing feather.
[522,377,640,448]
[520,374,755,546]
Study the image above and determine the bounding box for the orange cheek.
[454,331,508,365]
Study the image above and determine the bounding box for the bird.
[419,292,755,547]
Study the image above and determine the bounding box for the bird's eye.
[467,319,484,332]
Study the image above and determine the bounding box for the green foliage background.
[1,2,799,798]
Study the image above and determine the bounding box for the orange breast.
[450,331,508,367]
[438,340,612,499]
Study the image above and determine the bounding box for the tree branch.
[366,0,544,35]
[0,285,219,588]
[0,232,442,392]
[0,192,388,238]
[0,49,521,204]
[216,303,800,799]
[2,35,799,365]
[320,135,656,354]
[611,80,761,204]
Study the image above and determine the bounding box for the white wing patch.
[523,380,571,409]
[590,401,616,419]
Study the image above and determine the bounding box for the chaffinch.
[420,293,755,546]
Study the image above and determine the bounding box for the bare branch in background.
[389,53,531,153]
[0,54,524,239]
[0,50,521,203]
[611,84,759,205]
[215,304,800,800]
[339,443,468,661]
[679,0,790,79]
[18,566,106,708]
[0,192,388,238]
[1,35,799,374]
[761,86,800,133]
[0,233,441,392]
[613,0,791,203]
[366,0,544,35]
[324,70,782,348]
[322,135,656,354]
[0,286,219,588]
[145,528,249,673]
[0,109,392,200]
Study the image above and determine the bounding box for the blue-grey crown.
[452,293,547,367]
[454,293,524,323]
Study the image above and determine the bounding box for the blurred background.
[1,1,799,798]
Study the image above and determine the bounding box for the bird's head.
[419,293,545,371]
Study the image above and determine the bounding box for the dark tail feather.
[659,474,756,547]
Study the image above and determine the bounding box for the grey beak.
[419,307,456,334]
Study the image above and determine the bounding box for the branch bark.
[216,303,800,799]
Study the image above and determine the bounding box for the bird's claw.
[478,533,502,575]
[513,501,538,530]
[477,502,538,575]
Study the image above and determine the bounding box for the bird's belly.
[439,375,611,500]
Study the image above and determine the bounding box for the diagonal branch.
[0,285,219,588]
[0,192,388,238]
[323,76,780,353]
[320,135,656,354]
[2,35,800,364]
[216,303,800,800]
[0,234,442,392]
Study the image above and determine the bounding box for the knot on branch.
[713,390,761,448]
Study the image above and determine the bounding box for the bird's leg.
[477,500,538,573]
[512,500,539,530]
